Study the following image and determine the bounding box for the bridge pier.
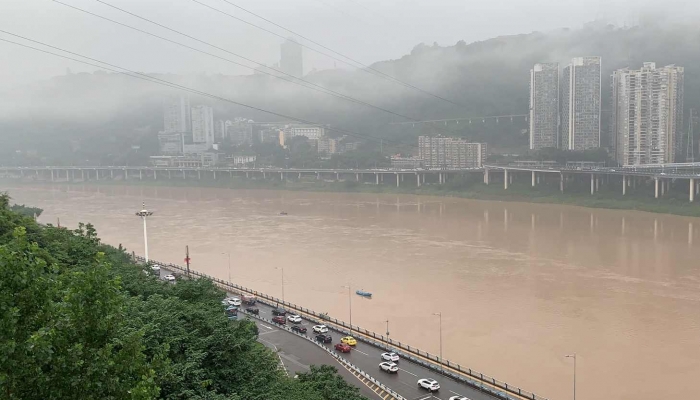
[655,178,659,198]
[95,169,99,181]
[281,172,284,181]
[182,170,185,179]
[532,171,536,187]
[154,169,157,180]
[375,173,379,185]
[504,169,508,190]
[416,173,421,187]
[124,169,128,180]
[691,178,695,202]
[212,170,215,180]
[591,173,595,195]
[559,173,564,192]
[50,169,54,182]
[661,179,666,196]
[169,170,171,179]
[139,170,142,180]
[484,168,490,185]
[299,172,302,180]
[396,173,399,188]
[622,175,626,195]
[198,170,201,180]
[595,176,599,192]
[110,169,114,179]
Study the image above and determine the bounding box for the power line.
[0,31,414,150]
[211,0,467,108]
[52,0,435,124]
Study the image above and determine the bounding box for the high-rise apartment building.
[611,62,684,165]
[163,95,191,134]
[529,63,560,150]
[418,136,487,169]
[561,57,602,150]
[191,105,215,146]
[280,38,303,78]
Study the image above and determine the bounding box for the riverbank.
[4,176,700,217]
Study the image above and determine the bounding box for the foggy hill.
[1,21,699,164]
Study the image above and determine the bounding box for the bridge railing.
[136,256,548,400]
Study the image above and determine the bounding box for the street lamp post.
[222,252,231,282]
[341,285,352,333]
[565,353,577,400]
[433,312,443,371]
[135,203,153,262]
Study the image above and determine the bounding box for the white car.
[312,324,329,333]
[449,396,471,400]
[379,362,398,373]
[227,297,242,306]
[381,352,399,362]
[287,314,302,324]
[151,264,161,273]
[164,274,176,282]
[418,378,440,392]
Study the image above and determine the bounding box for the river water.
[5,184,700,400]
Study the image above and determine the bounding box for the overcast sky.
[0,0,695,89]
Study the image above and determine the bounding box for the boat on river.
[356,290,372,298]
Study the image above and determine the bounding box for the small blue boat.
[356,290,372,298]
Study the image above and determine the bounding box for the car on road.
[224,297,241,306]
[241,294,257,305]
[340,336,357,346]
[315,334,332,343]
[287,314,302,323]
[417,378,440,392]
[312,325,329,333]
[164,274,176,282]
[272,316,286,324]
[449,396,471,400]
[291,325,307,334]
[150,264,161,274]
[272,308,287,316]
[379,362,398,373]
[381,352,399,362]
[245,307,259,315]
[334,343,352,353]
[225,306,238,320]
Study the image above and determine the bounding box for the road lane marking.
[259,324,273,330]
[449,390,463,396]
[258,330,279,336]
[398,368,417,376]
[353,349,370,356]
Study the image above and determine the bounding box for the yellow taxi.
[340,336,357,346]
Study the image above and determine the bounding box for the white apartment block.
[561,57,602,150]
[418,136,487,169]
[612,62,684,165]
[529,63,560,150]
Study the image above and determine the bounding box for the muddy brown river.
[5,184,700,400]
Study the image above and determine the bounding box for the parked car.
[287,314,302,324]
[418,378,440,392]
[245,307,259,315]
[315,334,332,343]
[381,352,399,362]
[448,396,471,400]
[334,343,352,353]
[272,308,287,316]
[340,336,357,346]
[379,362,398,373]
[291,325,307,334]
[150,264,161,274]
[312,324,328,333]
[164,274,176,282]
[225,306,237,320]
[272,316,286,324]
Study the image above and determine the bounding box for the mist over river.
[6,184,700,400]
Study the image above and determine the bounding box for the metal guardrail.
[137,256,548,400]
[242,310,405,400]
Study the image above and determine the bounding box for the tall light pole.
[135,203,153,262]
[341,285,352,332]
[565,354,577,400]
[275,266,285,304]
[433,312,443,371]
[222,252,231,282]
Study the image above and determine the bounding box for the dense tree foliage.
[0,194,368,400]
[8,204,43,218]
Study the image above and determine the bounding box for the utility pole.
[185,246,191,278]
[565,353,577,400]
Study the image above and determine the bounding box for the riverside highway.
[243,297,507,400]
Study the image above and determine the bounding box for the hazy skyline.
[0,0,696,89]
